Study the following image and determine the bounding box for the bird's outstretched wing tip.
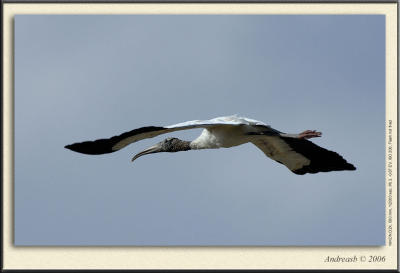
[64,142,83,153]
[64,140,115,155]
[292,162,356,175]
[64,144,76,151]
[348,163,356,171]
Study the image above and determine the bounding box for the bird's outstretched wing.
[65,115,271,155]
[251,135,356,175]
[65,126,168,155]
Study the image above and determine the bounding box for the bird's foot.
[298,130,322,139]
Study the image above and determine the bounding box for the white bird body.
[170,115,274,149]
[191,125,251,149]
[65,115,356,175]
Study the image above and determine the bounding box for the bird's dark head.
[131,137,191,162]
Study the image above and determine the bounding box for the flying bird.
[65,115,356,175]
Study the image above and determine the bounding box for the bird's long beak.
[131,143,163,162]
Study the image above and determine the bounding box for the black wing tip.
[340,162,357,171]
[280,136,357,175]
[292,162,356,175]
[65,126,167,156]
[64,140,114,155]
[65,144,72,150]
[348,163,357,171]
[65,143,78,152]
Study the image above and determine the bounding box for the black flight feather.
[280,137,356,175]
[65,126,165,155]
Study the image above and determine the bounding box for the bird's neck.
[171,139,192,152]
[189,129,221,150]
[189,142,201,150]
[189,141,215,150]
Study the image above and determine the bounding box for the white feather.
[251,136,310,171]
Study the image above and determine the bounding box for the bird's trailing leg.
[298,130,322,139]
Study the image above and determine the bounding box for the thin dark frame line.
[3,269,397,273]
[2,0,399,3]
[1,0,5,272]
[4,269,397,273]
[396,1,399,271]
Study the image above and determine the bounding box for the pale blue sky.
[15,15,385,245]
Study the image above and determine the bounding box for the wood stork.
[65,115,356,175]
